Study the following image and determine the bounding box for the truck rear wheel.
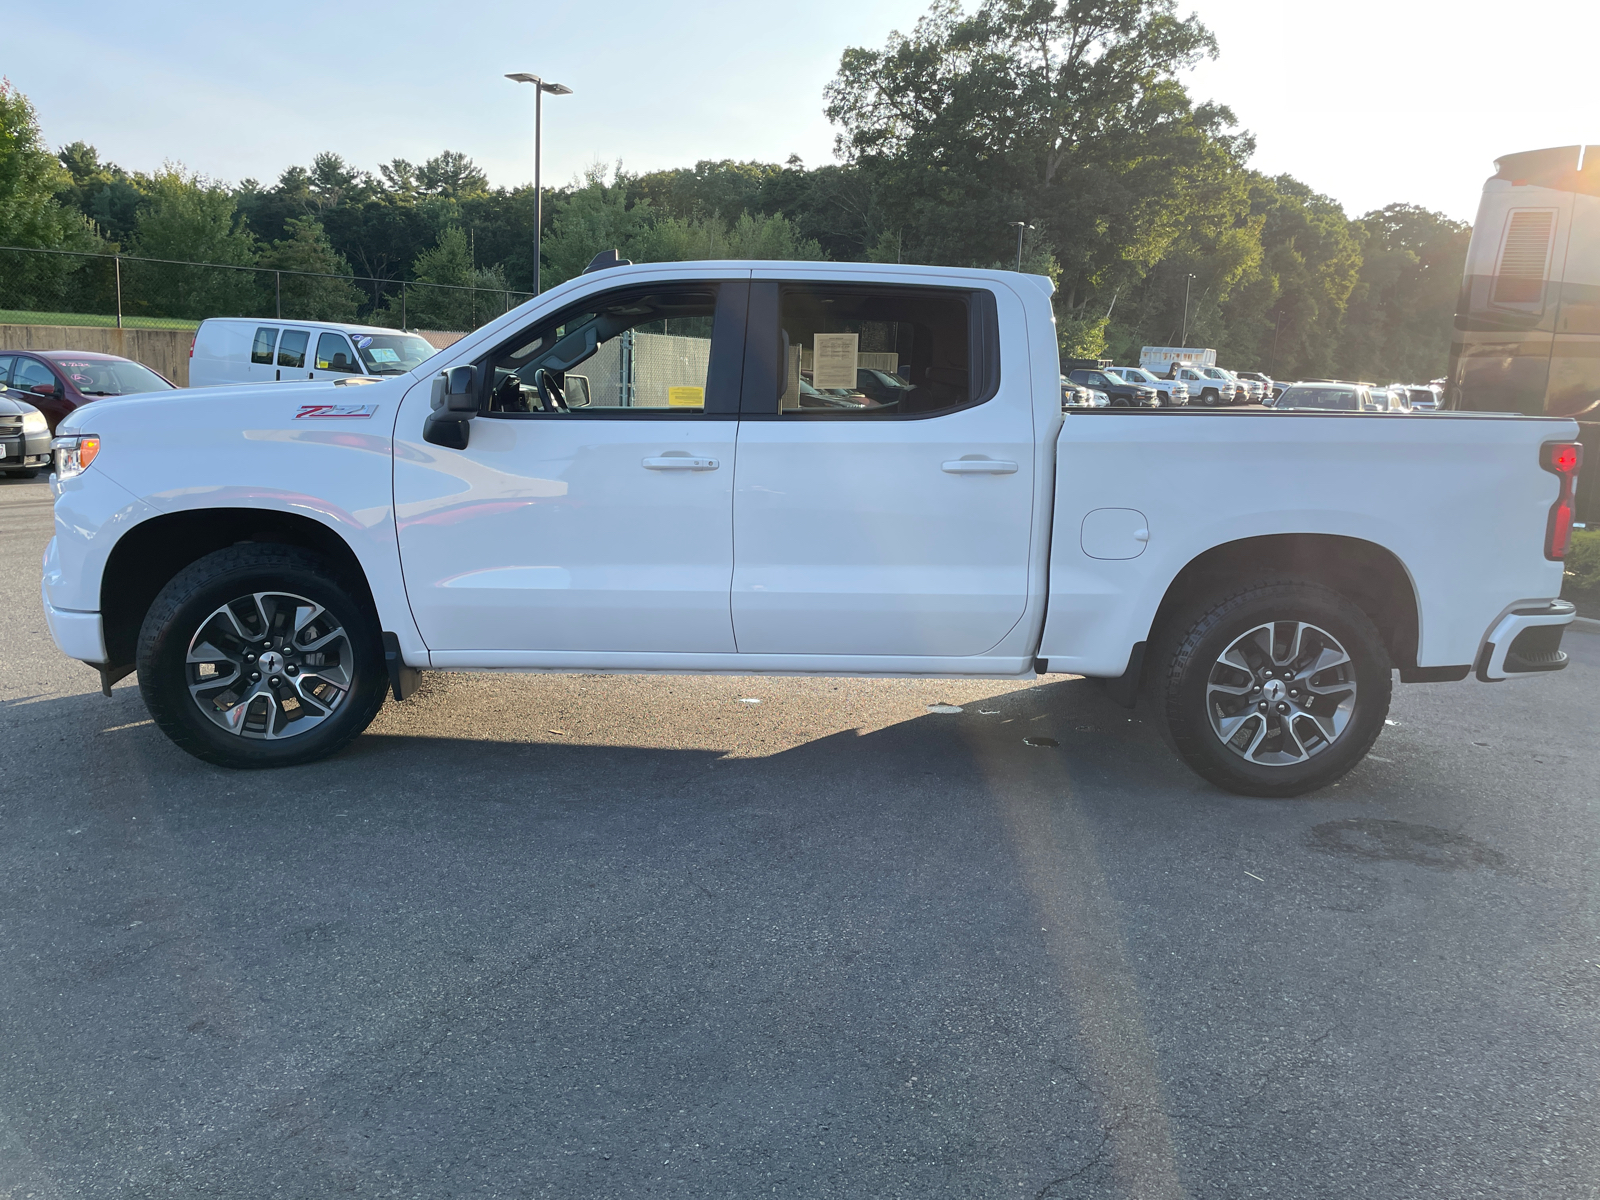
[1151,580,1391,797]
[136,545,389,769]
[1200,388,1218,406]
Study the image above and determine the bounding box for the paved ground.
[3,471,1598,1200]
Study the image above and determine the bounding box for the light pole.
[1010,221,1033,272]
[1180,273,1196,345]
[506,72,573,296]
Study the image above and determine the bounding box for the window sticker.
[367,347,401,363]
[810,333,859,390]
[354,336,374,348]
[667,386,705,407]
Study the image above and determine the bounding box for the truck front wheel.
[1152,580,1392,797]
[136,545,390,769]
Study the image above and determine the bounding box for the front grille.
[0,415,22,435]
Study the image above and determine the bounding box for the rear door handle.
[643,456,719,471]
[942,458,1018,474]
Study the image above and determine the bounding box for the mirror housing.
[424,365,478,448]
[564,373,592,408]
[31,382,56,397]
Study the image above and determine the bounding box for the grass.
[0,309,199,331]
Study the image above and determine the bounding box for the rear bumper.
[42,586,107,664]
[1476,599,1575,681]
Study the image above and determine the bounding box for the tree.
[126,165,261,319]
[394,225,510,331]
[826,0,1244,345]
[257,216,364,321]
[0,82,100,314]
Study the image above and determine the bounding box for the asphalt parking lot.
[3,472,1598,1200]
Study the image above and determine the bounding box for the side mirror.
[564,373,592,408]
[31,382,56,397]
[424,365,478,449]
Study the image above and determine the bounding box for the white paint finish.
[50,375,429,664]
[41,593,106,662]
[393,394,739,654]
[44,465,164,614]
[732,274,1038,658]
[1081,508,1149,560]
[1039,410,1576,676]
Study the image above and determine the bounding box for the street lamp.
[1010,221,1033,272]
[1180,272,1196,345]
[506,72,573,297]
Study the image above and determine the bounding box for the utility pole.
[1181,273,1196,345]
[507,72,573,297]
[1011,222,1033,272]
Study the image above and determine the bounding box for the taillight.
[189,334,196,358]
[1541,440,1583,560]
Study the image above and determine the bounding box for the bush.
[1566,529,1600,593]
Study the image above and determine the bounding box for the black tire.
[1150,579,1392,797]
[1200,388,1218,406]
[136,544,389,769]
[5,468,39,479]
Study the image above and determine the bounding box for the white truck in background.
[1141,346,1217,373]
[42,259,1581,797]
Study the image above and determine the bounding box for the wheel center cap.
[1262,679,1287,703]
[259,650,285,675]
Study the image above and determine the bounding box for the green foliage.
[1565,530,1600,594]
[0,82,101,313]
[125,165,261,320]
[257,217,363,321]
[394,225,512,331]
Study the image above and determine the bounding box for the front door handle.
[643,455,719,471]
[942,458,1018,474]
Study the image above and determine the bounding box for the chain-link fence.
[0,245,534,334]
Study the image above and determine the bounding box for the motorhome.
[1448,144,1598,517]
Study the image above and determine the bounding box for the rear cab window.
[749,280,999,417]
[277,330,310,369]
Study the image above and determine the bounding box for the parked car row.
[1057,360,1273,409]
[0,350,179,477]
[1268,380,1445,413]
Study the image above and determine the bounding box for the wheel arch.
[1148,533,1420,671]
[100,508,381,671]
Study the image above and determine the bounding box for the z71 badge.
[295,404,379,419]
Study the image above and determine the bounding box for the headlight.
[1090,390,1111,407]
[22,410,48,435]
[52,435,100,479]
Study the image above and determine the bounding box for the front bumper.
[1476,599,1575,681]
[42,585,107,664]
[1,431,51,468]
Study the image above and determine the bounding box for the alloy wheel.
[184,591,352,739]
[1205,620,1357,766]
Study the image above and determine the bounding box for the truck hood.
[55,376,409,436]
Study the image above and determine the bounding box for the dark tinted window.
[12,358,56,393]
[316,333,360,373]
[251,327,279,365]
[777,285,982,416]
[0,356,13,388]
[278,330,310,368]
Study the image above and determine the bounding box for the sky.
[6,0,1596,225]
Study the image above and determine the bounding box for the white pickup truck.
[41,260,1582,796]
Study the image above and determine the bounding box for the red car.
[0,350,177,435]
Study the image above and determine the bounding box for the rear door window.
[0,356,13,388]
[277,330,310,369]
[251,327,280,365]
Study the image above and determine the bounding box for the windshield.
[47,357,174,396]
[1122,367,1157,383]
[348,333,437,375]
[1277,386,1360,410]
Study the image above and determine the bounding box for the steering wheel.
[533,368,568,413]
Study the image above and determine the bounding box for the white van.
[188,319,439,387]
